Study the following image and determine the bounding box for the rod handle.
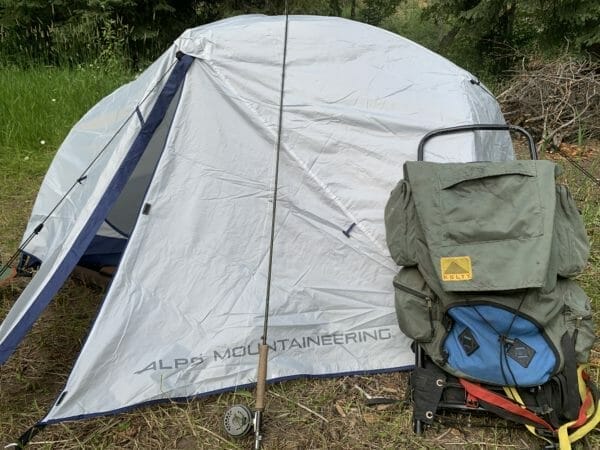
[255,344,269,411]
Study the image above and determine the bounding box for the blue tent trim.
[39,364,414,425]
[0,54,194,365]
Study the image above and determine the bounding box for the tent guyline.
[0,56,181,280]
[559,151,600,188]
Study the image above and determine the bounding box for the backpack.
[385,160,598,448]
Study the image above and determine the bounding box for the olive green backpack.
[385,159,598,448]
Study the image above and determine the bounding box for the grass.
[0,68,599,449]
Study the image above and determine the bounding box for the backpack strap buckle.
[465,391,479,408]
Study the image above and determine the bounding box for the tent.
[0,15,513,426]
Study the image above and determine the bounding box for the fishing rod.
[253,7,289,445]
[223,5,290,449]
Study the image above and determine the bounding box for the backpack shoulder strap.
[459,379,555,432]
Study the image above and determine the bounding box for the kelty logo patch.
[441,256,472,281]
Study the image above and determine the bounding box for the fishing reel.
[224,403,265,450]
[223,404,253,437]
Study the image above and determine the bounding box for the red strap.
[459,379,555,432]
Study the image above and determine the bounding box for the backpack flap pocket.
[439,164,542,245]
[403,161,557,291]
[439,163,537,190]
[393,268,438,343]
[432,161,557,292]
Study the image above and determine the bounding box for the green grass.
[0,67,599,449]
[0,65,133,173]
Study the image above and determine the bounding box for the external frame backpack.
[385,158,598,449]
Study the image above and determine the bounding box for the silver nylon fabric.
[1,15,513,422]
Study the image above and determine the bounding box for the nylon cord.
[471,292,527,386]
[262,4,289,343]
[472,305,511,385]
[501,292,528,386]
[0,58,180,279]
[558,151,600,189]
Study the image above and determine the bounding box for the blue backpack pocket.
[443,304,559,386]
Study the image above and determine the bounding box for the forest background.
[1,0,599,79]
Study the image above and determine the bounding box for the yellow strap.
[557,425,572,449]
[503,368,600,448]
[577,366,595,418]
[568,399,600,443]
[549,366,600,448]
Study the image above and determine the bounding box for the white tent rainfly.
[0,14,513,438]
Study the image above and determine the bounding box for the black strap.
[559,331,581,421]
[476,398,554,431]
[411,362,447,424]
